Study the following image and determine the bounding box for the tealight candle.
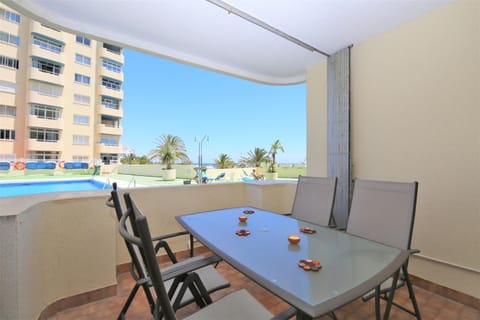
[288,235,301,244]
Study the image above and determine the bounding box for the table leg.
[375,286,381,320]
[296,310,313,320]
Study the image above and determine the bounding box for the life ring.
[58,161,65,169]
[14,161,25,170]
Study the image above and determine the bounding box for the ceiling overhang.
[2,0,452,84]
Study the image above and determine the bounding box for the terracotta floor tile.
[51,261,479,320]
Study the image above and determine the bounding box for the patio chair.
[106,184,230,319]
[119,192,297,320]
[346,179,421,320]
[206,172,226,183]
[290,175,338,227]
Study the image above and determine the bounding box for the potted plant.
[149,134,189,181]
[265,139,284,180]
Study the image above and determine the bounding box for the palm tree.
[268,139,285,172]
[240,147,269,168]
[148,134,189,169]
[214,153,235,169]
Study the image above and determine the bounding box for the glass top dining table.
[176,206,409,319]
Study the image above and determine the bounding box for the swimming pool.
[0,179,111,198]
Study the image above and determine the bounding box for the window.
[0,8,21,23]
[0,104,16,116]
[100,153,119,165]
[0,31,20,46]
[0,129,15,140]
[101,115,120,128]
[75,53,91,66]
[73,155,89,162]
[73,94,90,105]
[32,34,63,53]
[73,115,89,124]
[73,135,89,145]
[74,73,90,85]
[30,103,60,120]
[102,59,122,73]
[103,43,121,54]
[28,151,59,161]
[75,35,91,46]
[32,57,61,75]
[30,81,62,97]
[102,77,121,91]
[0,80,16,93]
[0,55,19,69]
[101,96,120,109]
[100,137,118,146]
[29,127,59,142]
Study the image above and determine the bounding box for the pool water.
[0,179,111,197]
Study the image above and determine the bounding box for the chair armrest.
[409,248,420,255]
[153,232,195,263]
[161,255,222,280]
[270,307,297,320]
[152,230,189,241]
[105,196,114,208]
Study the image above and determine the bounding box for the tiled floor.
[51,260,479,320]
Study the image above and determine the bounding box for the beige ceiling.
[3,0,452,84]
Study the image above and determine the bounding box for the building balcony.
[28,91,63,107]
[99,68,124,82]
[28,68,64,86]
[27,139,64,151]
[96,142,122,154]
[98,47,124,64]
[29,44,64,65]
[97,105,123,118]
[27,115,64,130]
[1,45,18,61]
[30,21,64,43]
[95,123,123,136]
[97,85,123,100]
[0,140,14,155]
[1,68,17,83]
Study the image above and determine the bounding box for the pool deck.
[0,173,188,187]
[0,172,296,188]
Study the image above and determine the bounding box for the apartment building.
[0,3,123,165]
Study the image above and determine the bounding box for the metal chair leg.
[383,270,401,320]
[402,264,422,320]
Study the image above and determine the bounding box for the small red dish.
[300,227,316,234]
[298,259,321,271]
[236,229,251,236]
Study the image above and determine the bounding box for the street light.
[195,135,208,184]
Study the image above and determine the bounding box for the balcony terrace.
[30,21,64,43]
[0,0,478,319]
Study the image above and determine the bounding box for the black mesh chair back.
[107,184,229,319]
[119,193,296,320]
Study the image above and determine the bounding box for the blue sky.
[121,49,306,164]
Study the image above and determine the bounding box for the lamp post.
[195,135,208,184]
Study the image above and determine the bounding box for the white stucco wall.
[306,0,479,298]
[0,181,296,320]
